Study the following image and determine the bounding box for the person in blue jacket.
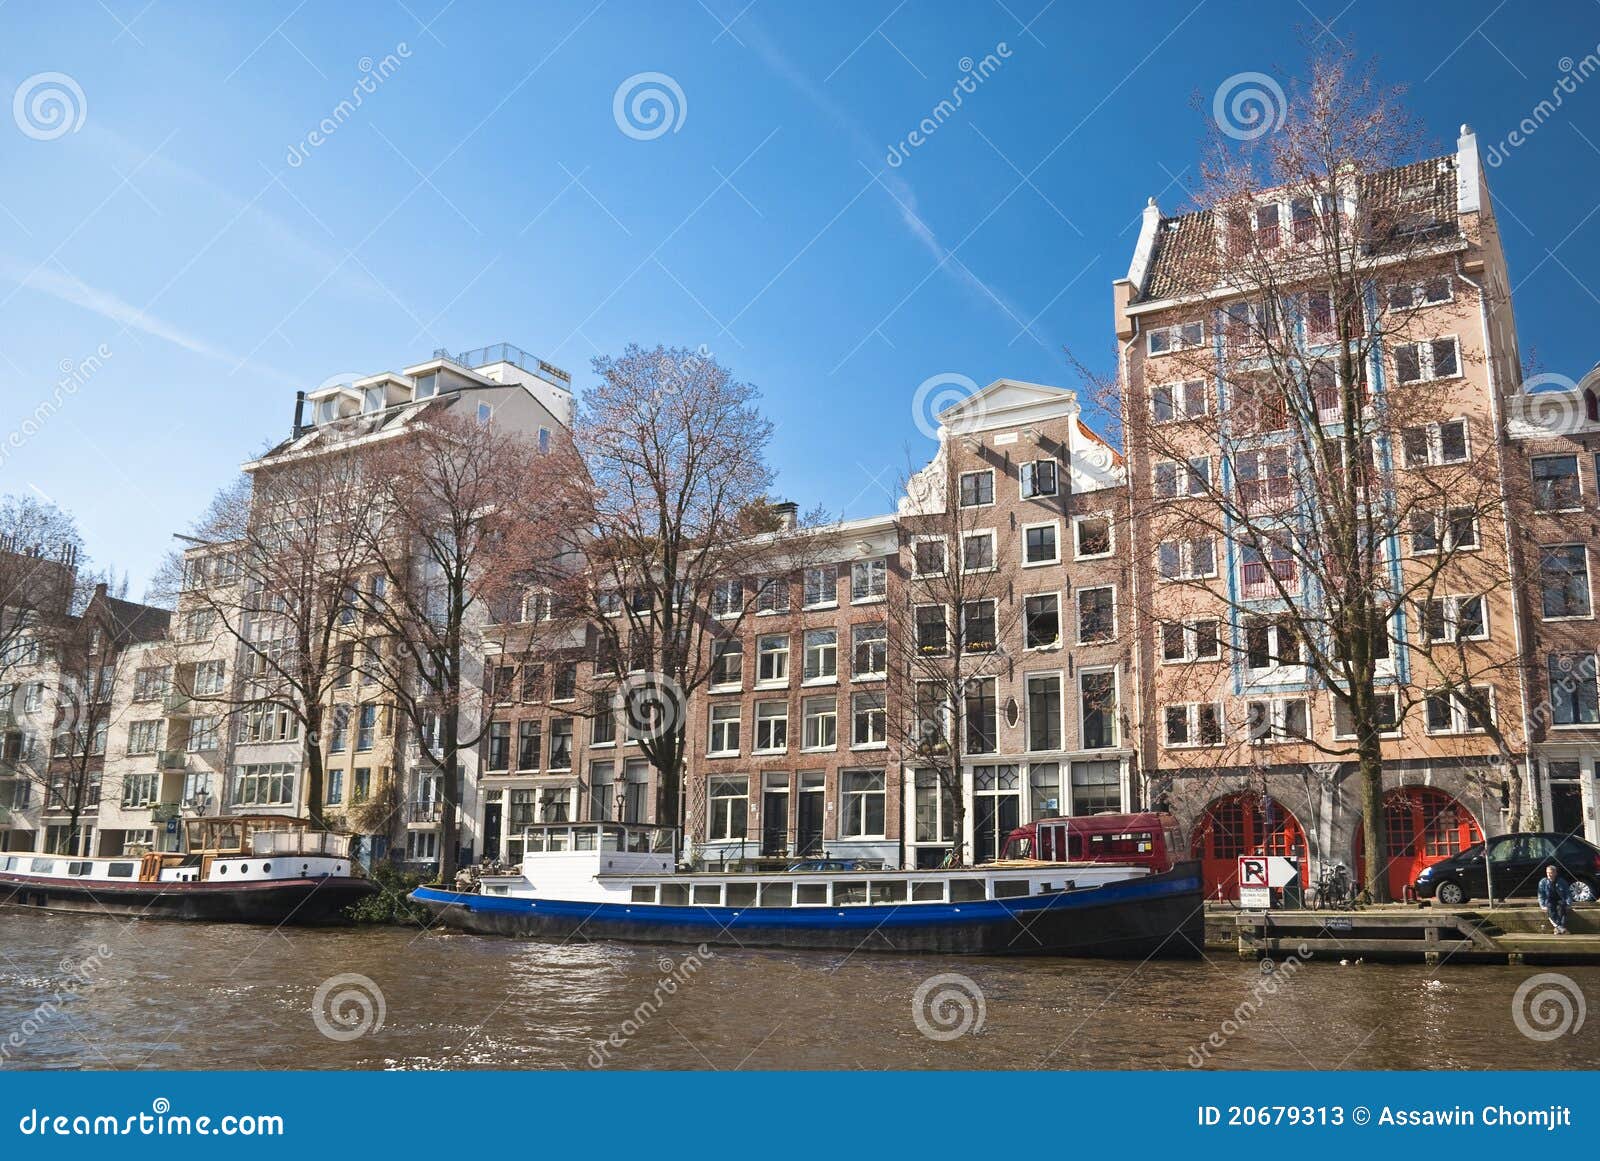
[1538,865,1571,935]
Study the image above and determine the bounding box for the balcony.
[1241,558,1299,600]
[164,691,194,716]
[408,802,442,824]
[158,751,189,771]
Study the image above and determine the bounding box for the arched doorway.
[1356,786,1482,901]
[1190,792,1309,901]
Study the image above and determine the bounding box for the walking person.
[1538,865,1571,935]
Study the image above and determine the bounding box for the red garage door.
[1356,786,1481,901]
[1190,793,1308,902]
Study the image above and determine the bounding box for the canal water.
[1,910,1597,1070]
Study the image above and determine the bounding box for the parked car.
[1413,832,1600,905]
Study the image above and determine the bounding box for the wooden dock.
[1227,903,1600,965]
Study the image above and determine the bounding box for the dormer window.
[313,398,338,425]
[414,373,438,400]
[363,386,387,414]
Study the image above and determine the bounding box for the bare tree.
[162,451,375,829]
[351,410,555,884]
[1110,52,1520,899]
[887,449,1022,866]
[541,345,812,850]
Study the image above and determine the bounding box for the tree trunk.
[438,710,460,884]
[302,716,326,829]
[1357,734,1389,903]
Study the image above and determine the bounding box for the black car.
[1413,832,1600,905]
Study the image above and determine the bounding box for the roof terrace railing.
[453,343,572,386]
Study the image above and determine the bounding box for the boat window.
[910,880,945,902]
[527,830,546,853]
[547,829,572,852]
[650,830,674,854]
[994,879,1030,898]
[218,864,228,875]
[833,881,868,905]
[759,882,793,907]
[661,883,690,905]
[796,883,828,905]
[602,827,624,852]
[575,828,597,851]
[627,830,650,853]
[631,885,658,903]
[2,857,14,871]
[691,884,722,906]
[870,881,908,904]
[949,878,986,902]
[726,883,757,907]
[67,861,90,876]
[262,863,272,873]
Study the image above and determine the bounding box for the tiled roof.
[1135,155,1460,303]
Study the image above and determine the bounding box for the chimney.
[772,501,799,531]
[293,390,307,436]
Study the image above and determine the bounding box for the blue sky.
[2,0,1598,598]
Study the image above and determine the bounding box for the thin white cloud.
[740,17,1045,343]
[0,256,295,384]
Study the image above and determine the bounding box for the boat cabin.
[1001,812,1184,874]
[0,815,353,885]
[477,822,1158,908]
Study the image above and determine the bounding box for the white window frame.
[1073,513,1114,560]
[1163,702,1225,748]
[1160,618,1221,664]
[850,691,888,749]
[1531,454,1584,513]
[1147,319,1205,355]
[1419,594,1490,644]
[708,703,741,756]
[1423,686,1495,735]
[1385,274,1454,311]
[1020,520,1061,567]
[1024,671,1065,753]
[1393,335,1461,384]
[1539,544,1594,622]
[911,536,947,580]
[1075,586,1117,644]
[1401,417,1471,468]
[960,529,997,574]
[755,634,790,686]
[850,558,888,603]
[801,696,837,751]
[753,700,789,753]
[1156,537,1218,581]
[1150,379,1207,424]
[1022,592,1061,650]
[1019,459,1059,499]
[958,469,996,509]
[1245,697,1310,743]
[802,628,838,683]
[1153,457,1210,500]
[1330,690,1402,740]
[802,566,838,610]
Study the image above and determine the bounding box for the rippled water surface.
[2,910,1597,1070]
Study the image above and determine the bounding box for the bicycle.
[1312,861,1354,910]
